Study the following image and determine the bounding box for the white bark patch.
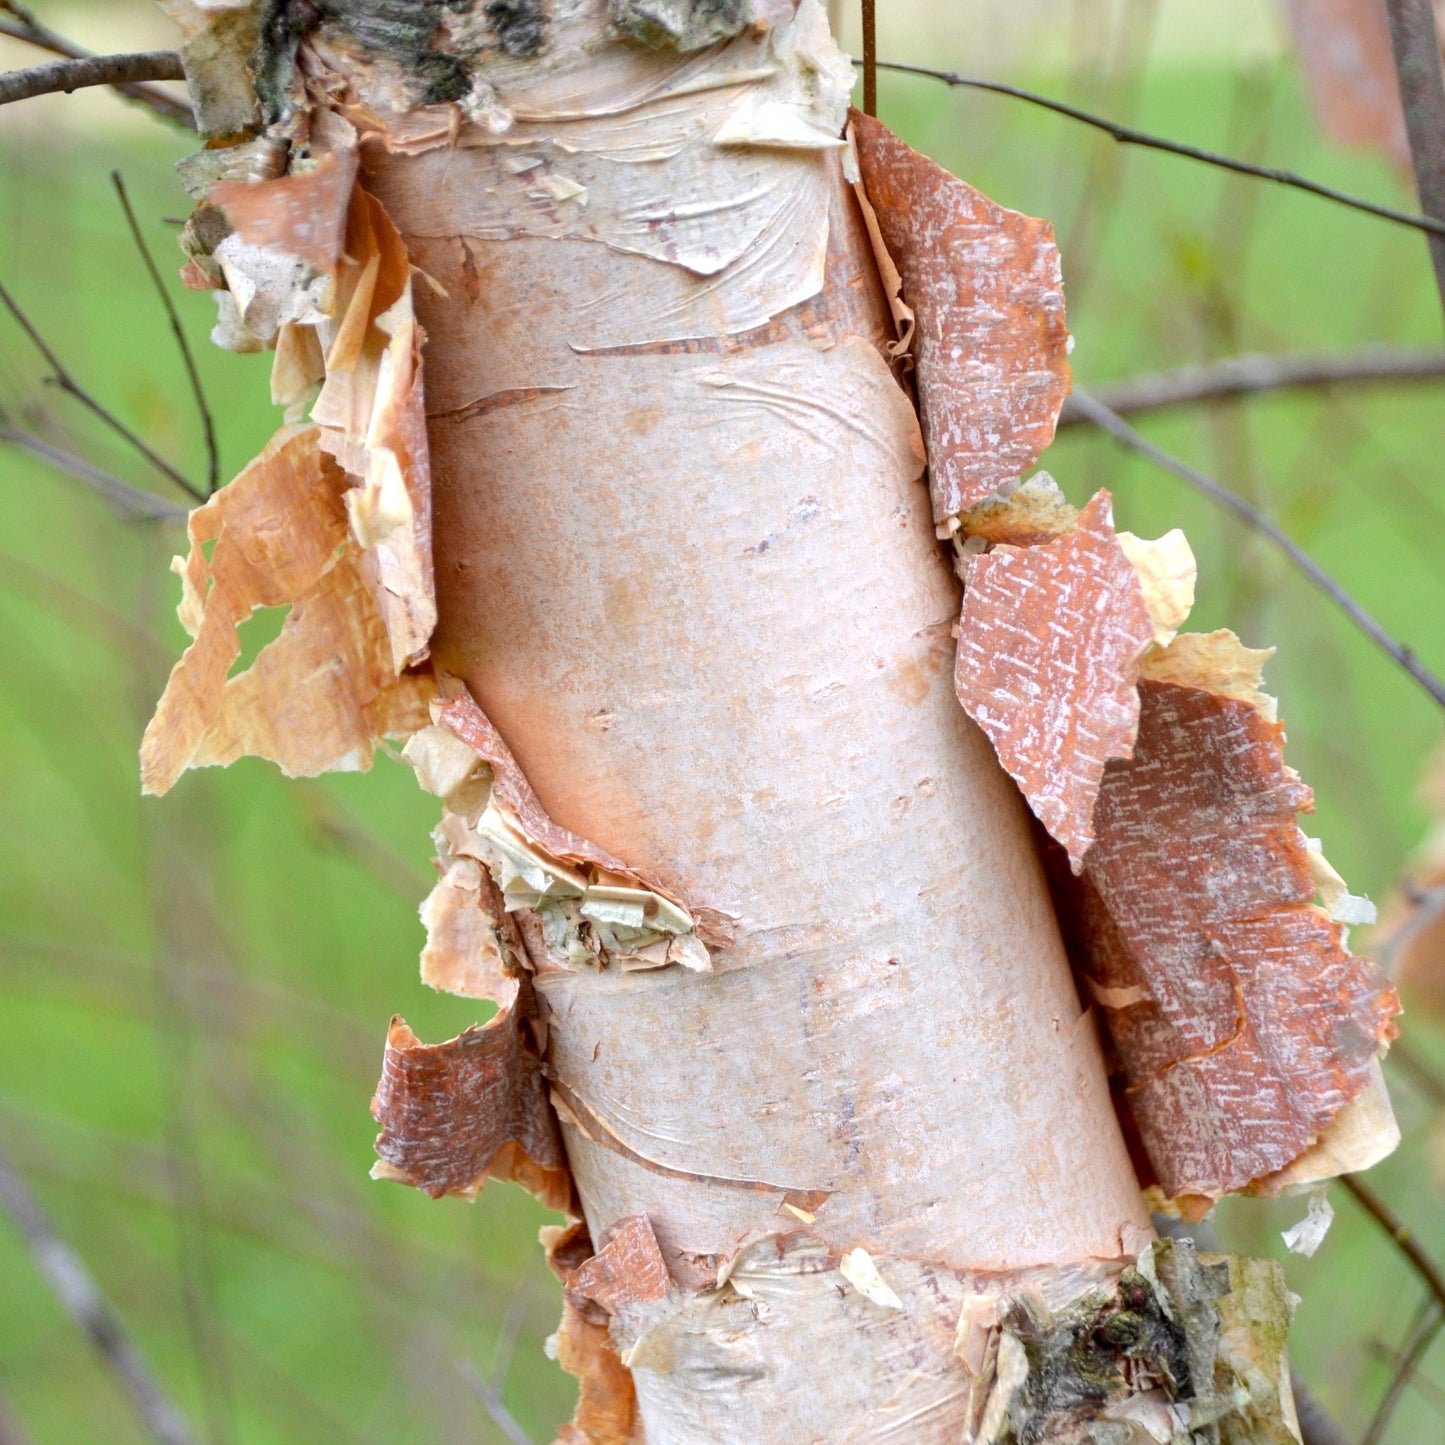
[838,1246,904,1310]
[1281,1191,1334,1258]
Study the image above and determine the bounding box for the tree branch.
[1340,1173,1445,1316]
[0,5,193,128]
[0,275,205,503]
[1384,0,1445,322]
[0,50,184,110]
[1361,1305,1443,1445]
[0,421,188,523]
[0,1137,197,1445]
[1057,345,1445,426]
[112,171,219,495]
[868,58,1445,241]
[1066,389,1445,711]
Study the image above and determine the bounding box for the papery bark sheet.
[1045,648,1401,1201]
[140,425,433,794]
[371,1009,572,1211]
[956,490,1154,868]
[851,108,1072,523]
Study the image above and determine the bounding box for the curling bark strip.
[142,1,1398,1438]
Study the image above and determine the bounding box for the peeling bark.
[141,2,1400,1438]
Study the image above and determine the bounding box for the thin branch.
[1362,1305,1443,1445]
[0,50,184,110]
[0,5,192,127]
[455,1360,535,1445]
[1388,1036,1445,1105]
[0,421,187,522]
[0,276,205,503]
[860,0,876,117]
[1067,389,1445,711]
[1340,1174,1445,1317]
[866,58,1445,241]
[0,1136,197,1445]
[1056,345,1445,427]
[1385,0,1445,322]
[112,172,219,495]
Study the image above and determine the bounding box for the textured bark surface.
[141,1,1402,1439]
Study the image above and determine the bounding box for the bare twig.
[1385,0,1445,322]
[866,58,1445,241]
[860,0,875,117]
[112,172,219,495]
[1361,1305,1443,1445]
[1388,1036,1445,1105]
[0,5,192,127]
[0,1136,197,1445]
[1056,346,1445,427]
[1340,1174,1445,1317]
[1067,390,1445,711]
[455,1360,535,1445]
[0,420,187,522]
[0,276,205,503]
[0,50,184,109]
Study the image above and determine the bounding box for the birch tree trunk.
[144,1,1398,1439]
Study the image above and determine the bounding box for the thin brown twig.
[0,276,205,503]
[1067,389,1445,711]
[1362,1305,1444,1445]
[1340,1174,1445,1317]
[1056,346,1445,427]
[111,171,218,495]
[0,1136,197,1445]
[0,419,187,522]
[864,58,1445,241]
[1385,0,1445,324]
[860,0,875,117]
[0,50,184,110]
[0,5,193,127]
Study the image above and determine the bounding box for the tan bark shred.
[140,425,434,795]
[370,1007,572,1211]
[850,110,1072,523]
[550,1300,642,1445]
[565,1215,672,1313]
[1051,671,1399,1200]
[956,491,1155,869]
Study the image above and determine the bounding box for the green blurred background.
[1,2,1444,1440]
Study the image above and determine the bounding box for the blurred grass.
[1,7,1444,1443]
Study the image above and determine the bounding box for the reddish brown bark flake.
[565,1215,672,1314]
[956,491,1154,868]
[851,110,1072,522]
[210,145,359,274]
[1064,678,1400,1199]
[371,1007,571,1211]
